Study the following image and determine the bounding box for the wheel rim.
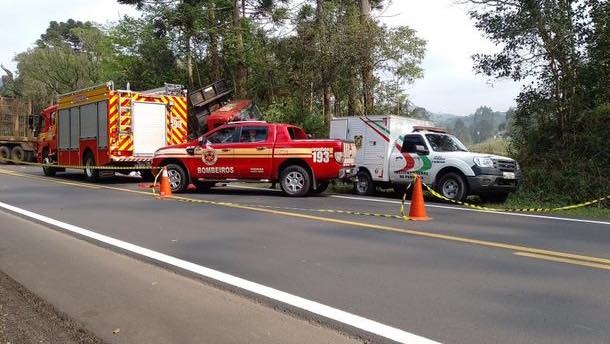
[442,179,459,199]
[167,169,182,190]
[356,176,369,193]
[285,171,305,193]
[43,157,51,171]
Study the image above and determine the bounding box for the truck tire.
[436,172,468,202]
[164,163,188,193]
[42,151,57,177]
[83,152,100,182]
[279,165,311,197]
[310,181,329,195]
[0,146,9,163]
[10,146,25,164]
[480,192,510,203]
[354,170,375,196]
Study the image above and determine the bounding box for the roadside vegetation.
[0,0,608,212]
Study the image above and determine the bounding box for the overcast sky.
[0,0,520,115]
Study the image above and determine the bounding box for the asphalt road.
[0,165,609,344]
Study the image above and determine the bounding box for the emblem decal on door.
[202,148,218,166]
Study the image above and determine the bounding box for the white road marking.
[0,201,440,344]
[226,184,610,226]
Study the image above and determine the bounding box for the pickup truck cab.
[152,121,356,196]
[330,116,520,202]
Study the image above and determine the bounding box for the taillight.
[334,151,344,163]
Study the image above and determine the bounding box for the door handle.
[395,156,403,160]
[256,147,266,151]
[221,148,230,152]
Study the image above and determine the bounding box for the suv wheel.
[354,170,375,196]
[437,172,467,202]
[280,165,311,197]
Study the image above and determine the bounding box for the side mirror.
[186,146,195,155]
[415,144,429,155]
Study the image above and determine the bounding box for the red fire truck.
[152,121,357,197]
[37,82,188,181]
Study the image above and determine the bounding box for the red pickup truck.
[152,121,356,196]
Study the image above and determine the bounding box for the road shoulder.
[0,210,363,344]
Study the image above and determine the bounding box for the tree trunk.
[207,0,222,81]
[317,0,333,124]
[359,0,374,115]
[185,35,194,88]
[233,0,247,98]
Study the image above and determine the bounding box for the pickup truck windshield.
[425,133,468,152]
[238,104,262,121]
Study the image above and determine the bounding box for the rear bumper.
[338,167,357,180]
[467,175,518,194]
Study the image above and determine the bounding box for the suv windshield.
[425,133,468,152]
[238,104,262,121]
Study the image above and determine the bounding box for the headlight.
[474,157,494,168]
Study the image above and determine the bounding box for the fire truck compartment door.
[132,102,167,156]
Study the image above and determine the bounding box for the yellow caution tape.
[0,157,154,170]
[422,183,608,212]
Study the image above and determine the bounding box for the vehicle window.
[288,126,308,140]
[239,126,268,143]
[238,104,262,121]
[402,135,427,153]
[425,134,468,152]
[205,127,238,144]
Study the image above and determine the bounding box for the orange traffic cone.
[408,175,431,221]
[159,166,173,198]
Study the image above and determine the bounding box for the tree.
[466,0,610,201]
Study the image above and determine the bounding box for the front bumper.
[467,175,518,194]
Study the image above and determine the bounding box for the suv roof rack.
[413,126,447,133]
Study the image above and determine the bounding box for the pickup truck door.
[192,126,238,180]
[233,125,273,180]
[389,134,432,184]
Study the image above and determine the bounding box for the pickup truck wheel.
[165,163,188,193]
[42,151,56,177]
[437,172,467,202]
[0,146,10,163]
[480,192,509,203]
[310,181,329,195]
[83,153,100,182]
[280,165,311,197]
[10,146,25,164]
[354,171,375,196]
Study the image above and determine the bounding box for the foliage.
[467,0,610,203]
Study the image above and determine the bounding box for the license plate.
[503,172,516,179]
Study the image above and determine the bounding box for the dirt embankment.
[0,270,106,344]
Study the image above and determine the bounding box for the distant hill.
[423,106,509,144]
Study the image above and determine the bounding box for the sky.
[0,0,520,115]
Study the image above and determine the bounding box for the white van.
[330,116,520,202]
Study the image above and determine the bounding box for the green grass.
[469,137,509,156]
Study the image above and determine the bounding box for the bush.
[509,105,610,205]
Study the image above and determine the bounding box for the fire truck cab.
[38,82,189,181]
